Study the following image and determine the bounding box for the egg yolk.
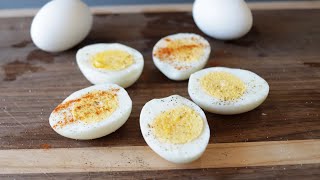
[152,106,203,144]
[72,90,119,123]
[200,72,246,101]
[154,38,205,63]
[91,50,134,70]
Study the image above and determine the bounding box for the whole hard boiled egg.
[49,84,132,140]
[188,67,269,115]
[140,95,210,164]
[31,0,93,52]
[193,0,253,40]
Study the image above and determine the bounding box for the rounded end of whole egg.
[192,0,253,40]
[30,0,93,52]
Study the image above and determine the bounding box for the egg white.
[31,0,93,52]
[193,0,253,40]
[49,84,132,140]
[76,43,144,88]
[188,67,269,115]
[152,33,211,81]
[140,95,210,164]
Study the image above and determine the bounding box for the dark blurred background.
[0,0,305,9]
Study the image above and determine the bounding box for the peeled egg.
[193,0,253,40]
[188,67,269,115]
[77,43,144,88]
[31,0,93,52]
[49,84,132,140]
[152,33,211,81]
[140,95,210,164]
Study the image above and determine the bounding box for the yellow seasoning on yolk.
[72,90,118,123]
[152,106,203,144]
[154,38,204,62]
[200,72,246,101]
[91,50,134,70]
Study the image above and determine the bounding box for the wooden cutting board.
[0,6,319,179]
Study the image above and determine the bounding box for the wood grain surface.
[0,9,319,179]
[1,140,320,174]
[2,164,319,180]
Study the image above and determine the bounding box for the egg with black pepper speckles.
[140,95,210,164]
[188,67,269,115]
[49,84,132,140]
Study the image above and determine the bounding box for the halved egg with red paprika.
[152,33,211,81]
[49,84,132,140]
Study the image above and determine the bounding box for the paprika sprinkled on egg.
[152,33,211,81]
[49,84,132,140]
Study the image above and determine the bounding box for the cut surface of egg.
[152,33,211,81]
[77,43,144,88]
[140,95,210,164]
[193,0,253,40]
[188,67,269,115]
[49,84,132,140]
[31,0,92,52]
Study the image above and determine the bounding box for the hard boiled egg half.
[49,84,132,140]
[77,43,144,88]
[153,33,211,81]
[140,95,210,164]
[188,67,269,115]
